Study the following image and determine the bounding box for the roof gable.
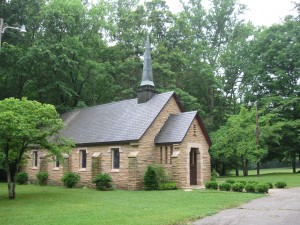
[154,110,212,146]
[60,92,174,145]
[155,111,197,144]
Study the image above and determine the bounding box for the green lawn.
[217,168,300,188]
[0,184,262,225]
[1,169,299,225]
[236,167,296,176]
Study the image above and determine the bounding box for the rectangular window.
[165,146,168,164]
[112,148,120,169]
[33,151,38,167]
[160,147,163,164]
[54,156,59,168]
[170,146,173,164]
[80,149,87,169]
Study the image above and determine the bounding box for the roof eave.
[75,139,138,147]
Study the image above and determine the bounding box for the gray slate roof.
[155,111,197,144]
[59,92,174,145]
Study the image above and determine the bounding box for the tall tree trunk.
[221,163,226,176]
[292,153,296,173]
[243,159,249,176]
[7,170,16,199]
[256,162,260,176]
[235,168,239,176]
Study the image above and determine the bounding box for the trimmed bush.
[16,172,28,185]
[265,182,273,189]
[256,184,269,193]
[225,179,235,184]
[238,180,247,185]
[36,172,48,186]
[247,180,259,185]
[219,182,231,191]
[245,183,256,193]
[151,164,168,183]
[211,169,219,181]
[61,172,80,188]
[143,164,172,191]
[92,173,113,191]
[275,181,287,188]
[205,181,218,190]
[231,182,244,192]
[159,182,177,190]
[144,165,159,190]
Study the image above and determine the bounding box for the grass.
[235,167,297,176]
[0,184,262,225]
[217,168,300,188]
[1,168,299,225]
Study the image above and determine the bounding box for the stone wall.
[23,96,211,190]
[172,118,211,187]
[134,96,181,189]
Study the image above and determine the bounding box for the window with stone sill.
[53,156,60,170]
[112,148,120,170]
[32,150,38,168]
[79,149,87,171]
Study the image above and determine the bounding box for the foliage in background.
[0,0,299,175]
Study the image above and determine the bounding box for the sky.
[165,0,298,26]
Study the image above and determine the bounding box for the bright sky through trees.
[165,0,297,26]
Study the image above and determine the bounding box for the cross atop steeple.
[138,36,155,104]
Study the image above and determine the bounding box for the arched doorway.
[190,148,198,185]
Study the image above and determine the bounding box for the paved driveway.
[192,187,300,225]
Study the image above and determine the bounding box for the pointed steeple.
[141,36,154,86]
[138,36,155,104]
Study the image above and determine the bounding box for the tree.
[0,98,73,199]
[210,106,281,176]
[240,14,300,171]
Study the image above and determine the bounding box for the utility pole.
[0,18,3,50]
[255,101,260,176]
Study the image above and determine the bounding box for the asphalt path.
[192,187,300,225]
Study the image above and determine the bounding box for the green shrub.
[275,181,287,188]
[245,183,256,193]
[151,164,168,183]
[92,173,113,191]
[159,182,177,190]
[238,180,247,185]
[231,182,244,192]
[205,181,218,190]
[16,172,28,185]
[256,184,269,193]
[36,172,48,186]
[144,165,159,190]
[265,182,273,189]
[247,180,259,185]
[143,164,171,190]
[225,179,235,184]
[61,172,80,188]
[211,169,219,181]
[219,182,231,191]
